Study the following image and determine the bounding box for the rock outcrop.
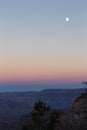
[56,90,87,130]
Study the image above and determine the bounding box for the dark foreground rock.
[55,91,87,130]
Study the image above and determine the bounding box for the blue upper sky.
[0,0,87,84]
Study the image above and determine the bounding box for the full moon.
[65,17,70,22]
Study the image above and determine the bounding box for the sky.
[0,0,87,84]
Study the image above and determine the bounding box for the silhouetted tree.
[22,100,51,130]
[50,110,62,123]
[82,81,87,94]
[82,81,87,85]
[34,100,49,115]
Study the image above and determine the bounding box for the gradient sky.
[0,0,87,84]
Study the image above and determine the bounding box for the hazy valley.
[0,89,84,121]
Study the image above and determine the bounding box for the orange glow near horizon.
[0,41,87,84]
[0,62,87,84]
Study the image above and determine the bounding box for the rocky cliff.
[56,91,87,130]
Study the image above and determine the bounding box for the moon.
[65,17,70,22]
